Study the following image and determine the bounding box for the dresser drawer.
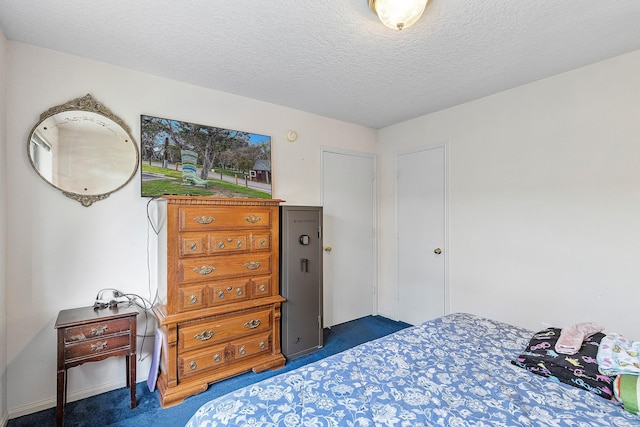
[178,342,228,379]
[64,318,131,343]
[178,284,208,312]
[249,276,272,298]
[179,308,272,352]
[65,334,131,360]
[210,232,249,254]
[251,233,271,251]
[232,332,271,361]
[180,234,209,257]
[179,207,272,231]
[179,253,271,283]
[209,279,249,306]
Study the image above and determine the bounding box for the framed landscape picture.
[140,115,272,198]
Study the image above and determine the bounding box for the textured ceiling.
[1,1,640,129]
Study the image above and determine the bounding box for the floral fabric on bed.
[186,313,637,427]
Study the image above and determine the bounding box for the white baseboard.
[8,378,140,420]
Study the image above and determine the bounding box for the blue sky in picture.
[248,133,270,145]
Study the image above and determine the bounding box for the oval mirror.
[27,94,139,206]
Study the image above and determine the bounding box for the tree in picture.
[140,115,271,198]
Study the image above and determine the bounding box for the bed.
[186,313,638,426]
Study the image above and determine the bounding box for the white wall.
[0,25,8,427]
[5,42,376,417]
[378,49,640,339]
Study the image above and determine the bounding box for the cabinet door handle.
[194,266,215,275]
[243,262,261,270]
[91,325,108,335]
[244,319,262,329]
[195,330,215,341]
[239,346,246,355]
[189,361,197,370]
[244,215,262,224]
[194,216,214,224]
[189,295,198,304]
[91,341,107,352]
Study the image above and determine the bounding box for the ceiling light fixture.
[368,0,429,31]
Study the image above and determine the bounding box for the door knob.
[324,246,332,252]
[434,248,442,254]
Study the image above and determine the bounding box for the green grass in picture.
[141,164,270,198]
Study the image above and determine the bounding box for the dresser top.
[55,305,139,329]
[160,196,284,206]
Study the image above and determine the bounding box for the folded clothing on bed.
[597,333,640,376]
[555,322,604,355]
[512,327,614,400]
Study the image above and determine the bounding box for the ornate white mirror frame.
[27,94,139,206]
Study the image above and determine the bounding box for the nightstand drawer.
[64,334,131,360]
[64,318,131,343]
[179,308,271,352]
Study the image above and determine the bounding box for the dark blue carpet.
[9,315,410,427]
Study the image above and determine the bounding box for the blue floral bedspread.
[186,313,638,426]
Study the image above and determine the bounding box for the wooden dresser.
[152,196,285,407]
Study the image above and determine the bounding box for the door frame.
[394,142,449,321]
[320,146,378,320]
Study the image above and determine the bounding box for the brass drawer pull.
[194,216,214,224]
[244,319,262,329]
[194,266,215,275]
[91,341,108,352]
[239,346,246,355]
[244,215,262,224]
[195,330,215,341]
[189,361,197,370]
[243,262,261,270]
[91,325,108,335]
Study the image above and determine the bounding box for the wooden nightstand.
[54,305,138,427]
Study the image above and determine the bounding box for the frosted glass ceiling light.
[368,0,429,30]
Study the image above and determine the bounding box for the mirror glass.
[28,94,139,206]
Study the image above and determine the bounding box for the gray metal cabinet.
[280,206,323,359]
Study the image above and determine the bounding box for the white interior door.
[397,145,447,325]
[321,148,376,327]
